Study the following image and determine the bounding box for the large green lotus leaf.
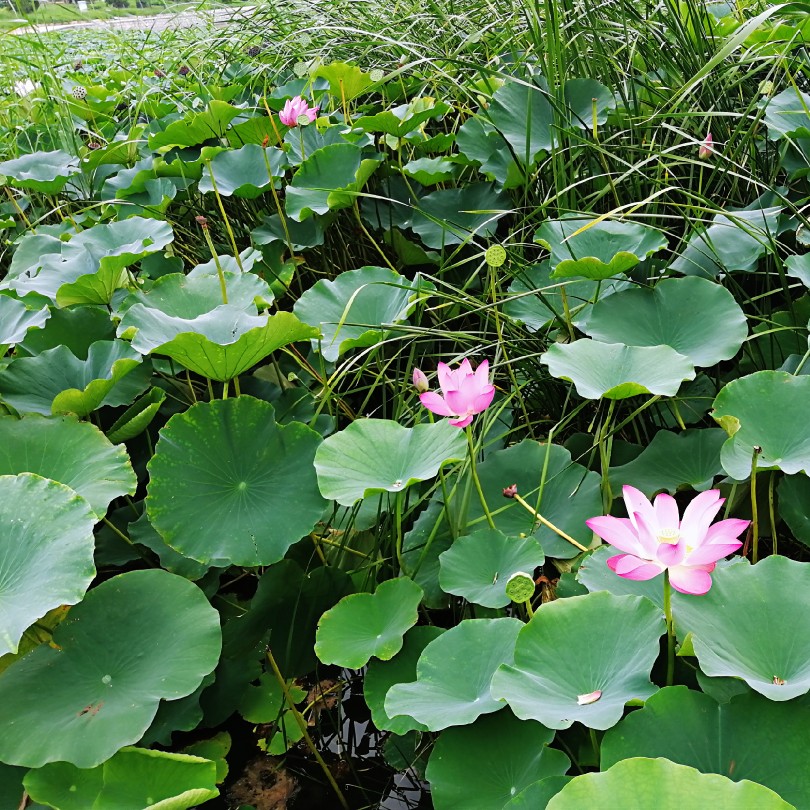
[0,568,221,768]
[504,262,628,331]
[355,98,452,137]
[0,295,49,347]
[712,371,810,478]
[199,144,289,198]
[0,149,80,193]
[602,686,810,808]
[608,428,726,497]
[563,78,615,130]
[583,277,747,367]
[492,592,662,730]
[0,473,96,656]
[314,418,467,506]
[117,271,273,354]
[542,340,696,399]
[438,528,545,608]
[8,218,174,306]
[385,618,522,731]
[785,253,810,287]
[24,747,218,810]
[0,341,145,417]
[450,440,601,559]
[672,556,810,701]
[148,100,242,149]
[0,415,135,518]
[285,142,381,221]
[761,88,810,139]
[535,217,667,280]
[547,758,793,809]
[426,710,570,810]
[485,80,555,164]
[147,397,325,566]
[578,545,663,609]
[410,183,510,249]
[779,474,810,546]
[364,626,445,734]
[146,311,318,381]
[402,156,459,185]
[670,206,781,277]
[129,510,212,580]
[293,266,430,362]
[314,578,423,669]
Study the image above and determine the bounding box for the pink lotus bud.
[412,368,429,393]
[502,483,518,499]
[698,132,713,159]
[279,95,319,128]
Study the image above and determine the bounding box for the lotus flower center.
[657,528,679,545]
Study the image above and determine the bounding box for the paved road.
[12,5,255,34]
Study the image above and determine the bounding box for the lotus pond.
[2,0,810,807]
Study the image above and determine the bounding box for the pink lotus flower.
[412,368,429,393]
[417,359,495,429]
[279,96,319,127]
[586,486,748,595]
[698,132,713,159]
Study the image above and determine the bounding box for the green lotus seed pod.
[485,244,507,267]
[506,571,535,603]
[370,69,384,83]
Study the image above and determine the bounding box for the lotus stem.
[510,492,588,552]
[751,445,761,563]
[203,162,244,272]
[466,427,496,530]
[663,571,674,687]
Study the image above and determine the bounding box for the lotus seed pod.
[485,244,507,267]
[72,85,88,100]
[370,68,384,83]
[505,571,535,603]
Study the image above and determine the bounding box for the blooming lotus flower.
[417,359,494,428]
[279,96,319,127]
[586,486,748,595]
[698,132,713,159]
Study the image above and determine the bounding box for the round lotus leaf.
[0,340,145,417]
[671,556,810,700]
[0,149,80,193]
[546,757,794,809]
[577,545,663,608]
[608,428,726,497]
[491,592,662,730]
[438,528,544,608]
[0,568,222,768]
[0,473,96,656]
[364,626,445,734]
[535,217,668,280]
[314,418,467,506]
[147,397,325,566]
[542,339,696,400]
[385,617,523,731]
[712,371,810,478]
[293,266,430,363]
[199,143,288,198]
[314,578,423,669]
[448,440,601,559]
[0,296,49,347]
[0,415,135,518]
[583,277,747,367]
[602,686,810,808]
[24,747,219,810]
[426,710,570,810]
[485,80,556,165]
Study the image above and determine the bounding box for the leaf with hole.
[492,592,662,730]
[0,568,221,767]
